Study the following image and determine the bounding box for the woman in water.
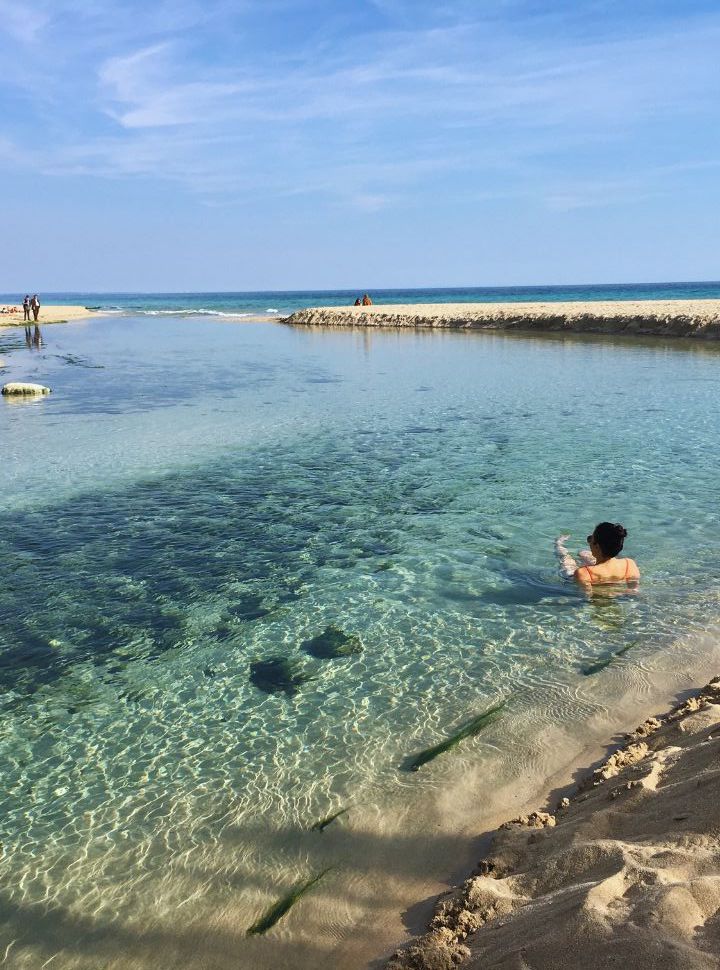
[555,522,640,588]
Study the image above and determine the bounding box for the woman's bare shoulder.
[625,557,641,579]
[574,564,593,585]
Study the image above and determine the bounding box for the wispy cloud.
[98,43,259,128]
[2,0,720,212]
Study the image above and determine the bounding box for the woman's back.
[556,522,640,589]
[575,556,639,587]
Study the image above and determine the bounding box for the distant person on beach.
[23,295,30,321]
[362,293,372,306]
[354,297,362,306]
[31,295,40,321]
[555,523,639,588]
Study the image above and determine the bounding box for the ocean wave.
[88,306,283,319]
[134,308,254,317]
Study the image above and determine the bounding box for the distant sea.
[3,280,720,318]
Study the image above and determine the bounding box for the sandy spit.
[286,300,720,339]
[0,305,101,326]
[386,678,720,970]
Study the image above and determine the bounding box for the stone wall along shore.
[285,299,720,339]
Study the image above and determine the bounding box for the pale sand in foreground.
[0,305,101,326]
[387,678,720,970]
[287,299,720,339]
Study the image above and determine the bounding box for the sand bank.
[0,305,100,326]
[387,678,720,970]
[286,299,720,339]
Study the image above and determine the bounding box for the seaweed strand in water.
[310,807,349,832]
[581,638,640,676]
[403,701,506,772]
[246,869,331,936]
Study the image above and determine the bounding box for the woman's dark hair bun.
[594,521,627,556]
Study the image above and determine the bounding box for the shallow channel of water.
[1,316,719,968]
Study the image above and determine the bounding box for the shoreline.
[0,306,285,326]
[0,304,102,326]
[320,626,720,970]
[383,676,720,970]
[285,298,720,339]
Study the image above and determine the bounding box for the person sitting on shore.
[555,522,639,587]
[362,293,373,306]
[354,297,362,306]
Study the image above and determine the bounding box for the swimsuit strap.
[583,560,632,584]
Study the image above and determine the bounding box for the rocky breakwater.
[285,299,720,338]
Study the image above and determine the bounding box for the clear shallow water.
[3,279,720,318]
[1,316,720,968]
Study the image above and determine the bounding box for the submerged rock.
[249,656,312,696]
[300,625,362,660]
[213,619,237,642]
[225,593,274,622]
[2,382,51,395]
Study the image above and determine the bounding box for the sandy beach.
[386,678,720,970]
[0,304,100,326]
[286,299,720,339]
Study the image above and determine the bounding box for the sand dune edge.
[386,678,720,970]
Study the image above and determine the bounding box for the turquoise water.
[1,316,720,968]
[3,280,720,318]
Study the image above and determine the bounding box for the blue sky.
[1,0,719,291]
